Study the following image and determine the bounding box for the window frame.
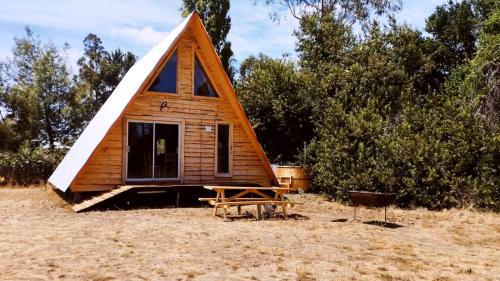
[125,119,182,181]
[192,50,219,99]
[145,48,179,95]
[214,122,233,177]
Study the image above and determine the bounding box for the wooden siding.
[71,30,274,192]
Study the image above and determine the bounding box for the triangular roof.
[49,12,277,192]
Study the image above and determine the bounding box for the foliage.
[70,34,136,137]
[0,119,18,151]
[264,0,401,25]
[0,28,73,149]
[0,142,65,185]
[239,2,500,211]
[425,0,497,77]
[181,0,235,82]
[236,54,314,163]
[303,95,491,210]
[463,8,500,127]
[474,131,499,211]
[0,28,137,184]
[300,8,500,210]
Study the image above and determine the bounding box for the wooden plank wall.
[71,30,273,192]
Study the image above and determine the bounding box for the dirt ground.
[0,187,498,281]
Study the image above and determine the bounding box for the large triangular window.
[194,55,218,97]
[149,50,177,93]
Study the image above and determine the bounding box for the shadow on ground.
[80,186,215,212]
[220,212,310,221]
[329,218,405,229]
[363,220,405,228]
[331,218,349,223]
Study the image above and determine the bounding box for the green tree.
[237,1,500,211]
[301,22,447,203]
[463,7,500,127]
[425,0,496,76]
[70,33,136,135]
[181,0,235,82]
[289,1,405,120]
[264,0,401,23]
[300,10,500,211]
[236,54,314,163]
[0,28,72,149]
[441,8,500,210]
[0,119,18,151]
[0,64,18,151]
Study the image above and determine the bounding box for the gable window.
[149,49,177,93]
[216,123,231,175]
[194,55,218,97]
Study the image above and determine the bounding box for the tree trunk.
[43,104,55,149]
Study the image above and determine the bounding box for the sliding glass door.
[127,121,179,180]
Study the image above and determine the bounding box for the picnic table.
[200,186,292,220]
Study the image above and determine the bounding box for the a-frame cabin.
[49,13,277,200]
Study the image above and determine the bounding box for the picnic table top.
[203,185,289,191]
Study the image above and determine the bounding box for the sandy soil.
[0,187,498,281]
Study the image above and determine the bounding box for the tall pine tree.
[181,0,235,82]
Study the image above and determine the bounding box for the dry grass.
[0,187,498,280]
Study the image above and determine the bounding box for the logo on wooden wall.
[160,102,168,112]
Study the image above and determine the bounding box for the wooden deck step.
[72,185,135,212]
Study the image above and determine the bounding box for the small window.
[194,56,218,97]
[149,50,177,93]
[217,124,230,174]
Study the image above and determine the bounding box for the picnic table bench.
[201,186,298,220]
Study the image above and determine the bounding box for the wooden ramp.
[72,185,135,212]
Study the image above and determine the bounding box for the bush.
[302,99,500,211]
[0,144,65,185]
[474,132,500,211]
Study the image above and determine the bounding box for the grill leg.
[384,205,387,223]
[354,205,357,220]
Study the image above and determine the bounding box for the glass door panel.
[127,122,153,179]
[154,124,179,179]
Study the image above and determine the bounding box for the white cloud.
[0,0,182,34]
[111,26,168,46]
[0,0,183,66]
[228,2,299,62]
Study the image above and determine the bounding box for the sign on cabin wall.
[160,102,168,111]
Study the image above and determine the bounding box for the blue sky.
[0,0,446,74]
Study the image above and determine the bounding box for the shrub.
[0,143,65,185]
[301,99,500,211]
